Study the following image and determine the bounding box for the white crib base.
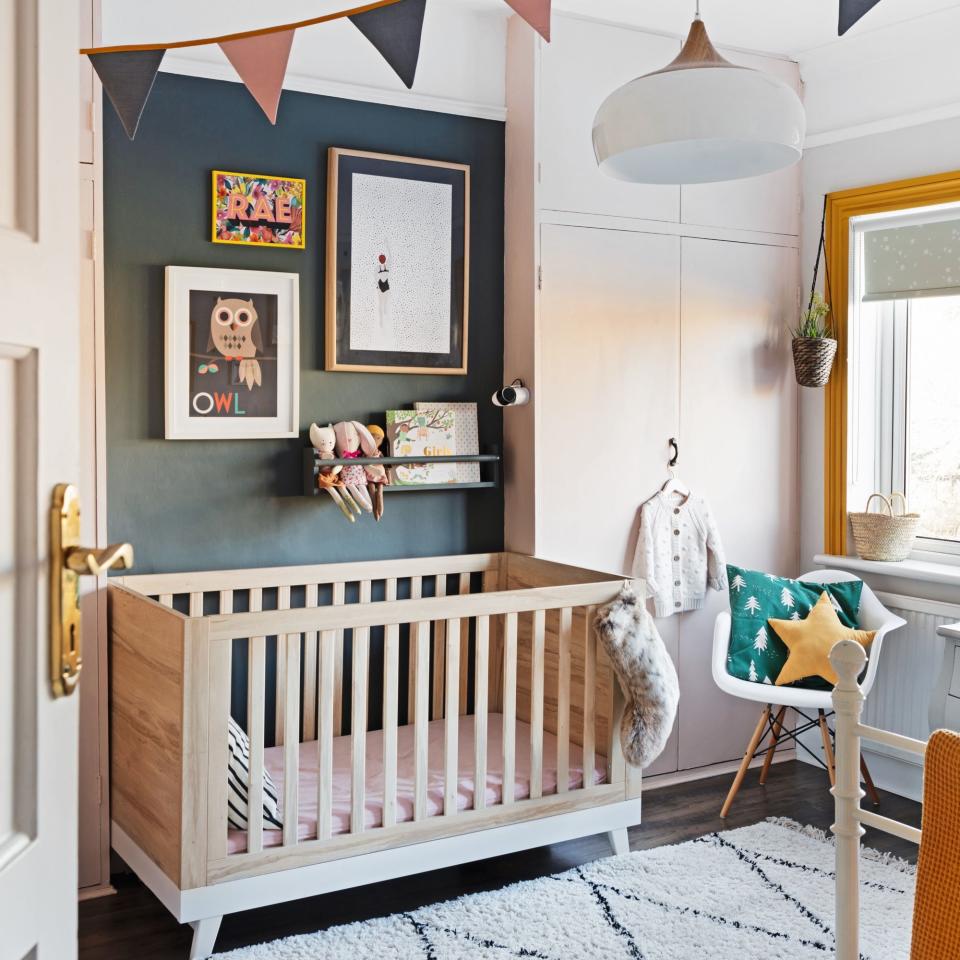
[113,798,642,957]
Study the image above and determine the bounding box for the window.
[849,207,960,559]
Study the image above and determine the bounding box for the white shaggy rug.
[213,819,915,959]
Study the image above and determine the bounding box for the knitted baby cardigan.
[632,490,727,618]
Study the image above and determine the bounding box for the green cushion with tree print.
[725,564,864,688]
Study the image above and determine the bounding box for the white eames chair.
[712,569,906,818]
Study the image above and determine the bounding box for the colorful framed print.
[325,148,470,375]
[164,266,300,440]
[212,170,306,249]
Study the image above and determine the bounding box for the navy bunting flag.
[89,49,165,140]
[838,0,884,35]
[349,0,427,89]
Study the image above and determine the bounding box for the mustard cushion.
[768,592,876,687]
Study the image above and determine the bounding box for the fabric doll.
[332,421,377,513]
[363,424,389,522]
[309,423,356,520]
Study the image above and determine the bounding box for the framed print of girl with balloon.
[325,147,470,375]
[164,266,300,439]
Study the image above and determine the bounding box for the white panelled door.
[536,222,682,775]
[0,1,82,958]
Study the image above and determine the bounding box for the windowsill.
[814,553,960,587]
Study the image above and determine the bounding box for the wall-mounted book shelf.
[302,448,501,496]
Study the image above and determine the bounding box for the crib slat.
[206,638,231,862]
[247,634,266,854]
[351,581,371,834]
[407,577,423,723]
[332,582,345,736]
[432,575,447,721]
[413,620,430,821]
[583,606,596,789]
[502,612,517,806]
[458,572,471,715]
[303,584,319,741]
[189,592,203,617]
[383,579,399,829]
[483,566,504,713]
[283,634,300,847]
[444,618,460,816]
[530,609,545,800]
[159,593,173,608]
[557,607,572,794]
[317,629,335,841]
[275,584,292,745]
[607,645,626,787]
[474,615,490,810]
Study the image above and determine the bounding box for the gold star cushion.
[769,591,876,687]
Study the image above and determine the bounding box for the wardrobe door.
[676,237,799,771]
[538,16,680,222]
[537,223,681,773]
[679,52,801,237]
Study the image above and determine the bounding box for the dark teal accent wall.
[104,73,504,574]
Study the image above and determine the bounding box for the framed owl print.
[325,148,470,375]
[164,266,300,440]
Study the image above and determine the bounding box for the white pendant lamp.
[592,7,805,185]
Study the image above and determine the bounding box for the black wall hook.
[668,438,679,468]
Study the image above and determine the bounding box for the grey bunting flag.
[89,49,166,139]
[838,0,884,35]
[350,0,427,89]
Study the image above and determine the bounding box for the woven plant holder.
[792,336,837,388]
[849,492,921,562]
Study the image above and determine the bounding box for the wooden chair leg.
[818,709,836,787]
[860,754,881,807]
[759,705,787,785]
[720,705,771,819]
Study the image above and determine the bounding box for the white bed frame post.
[830,639,868,960]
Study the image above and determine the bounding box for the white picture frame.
[164,266,299,440]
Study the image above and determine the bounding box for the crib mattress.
[228,713,608,854]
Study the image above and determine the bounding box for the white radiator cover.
[799,590,960,801]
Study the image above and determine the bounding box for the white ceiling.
[456,0,960,59]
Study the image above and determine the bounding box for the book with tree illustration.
[385,409,458,485]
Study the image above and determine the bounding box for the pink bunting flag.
[505,0,552,41]
[219,29,295,125]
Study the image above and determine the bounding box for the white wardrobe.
[504,13,801,778]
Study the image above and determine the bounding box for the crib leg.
[607,828,630,856]
[189,917,223,960]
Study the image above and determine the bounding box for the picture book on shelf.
[385,409,458,486]
[415,401,480,483]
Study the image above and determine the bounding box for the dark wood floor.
[79,760,922,959]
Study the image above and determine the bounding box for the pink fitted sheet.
[228,712,607,854]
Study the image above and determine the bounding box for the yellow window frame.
[824,169,960,555]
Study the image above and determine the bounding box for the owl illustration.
[208,297,263,390]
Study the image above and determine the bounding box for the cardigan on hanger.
[632,490,727,618]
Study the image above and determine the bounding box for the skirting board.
[112,797,643,924]
[643,750,796,793]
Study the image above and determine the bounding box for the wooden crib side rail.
[203,580,628,641]
[109,584,211,890]
[112,553,502,598]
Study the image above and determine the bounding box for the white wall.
[101,0,508,120]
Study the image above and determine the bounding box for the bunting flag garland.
[838,0,884,34]
[82,0,555,139]
[505,0,552,42]
[88,49,165,139]
[349,0,427,89]
[220,29,295,125]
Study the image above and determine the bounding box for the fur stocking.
[594,583,679,769]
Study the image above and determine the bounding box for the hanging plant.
[791,200,837,388]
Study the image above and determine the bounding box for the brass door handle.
[65,542,134,576]
[50,484,134,698]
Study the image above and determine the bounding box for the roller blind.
[863,218,960,302]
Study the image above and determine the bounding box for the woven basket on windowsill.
[792,336,838,388]
[849,493,921,562]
